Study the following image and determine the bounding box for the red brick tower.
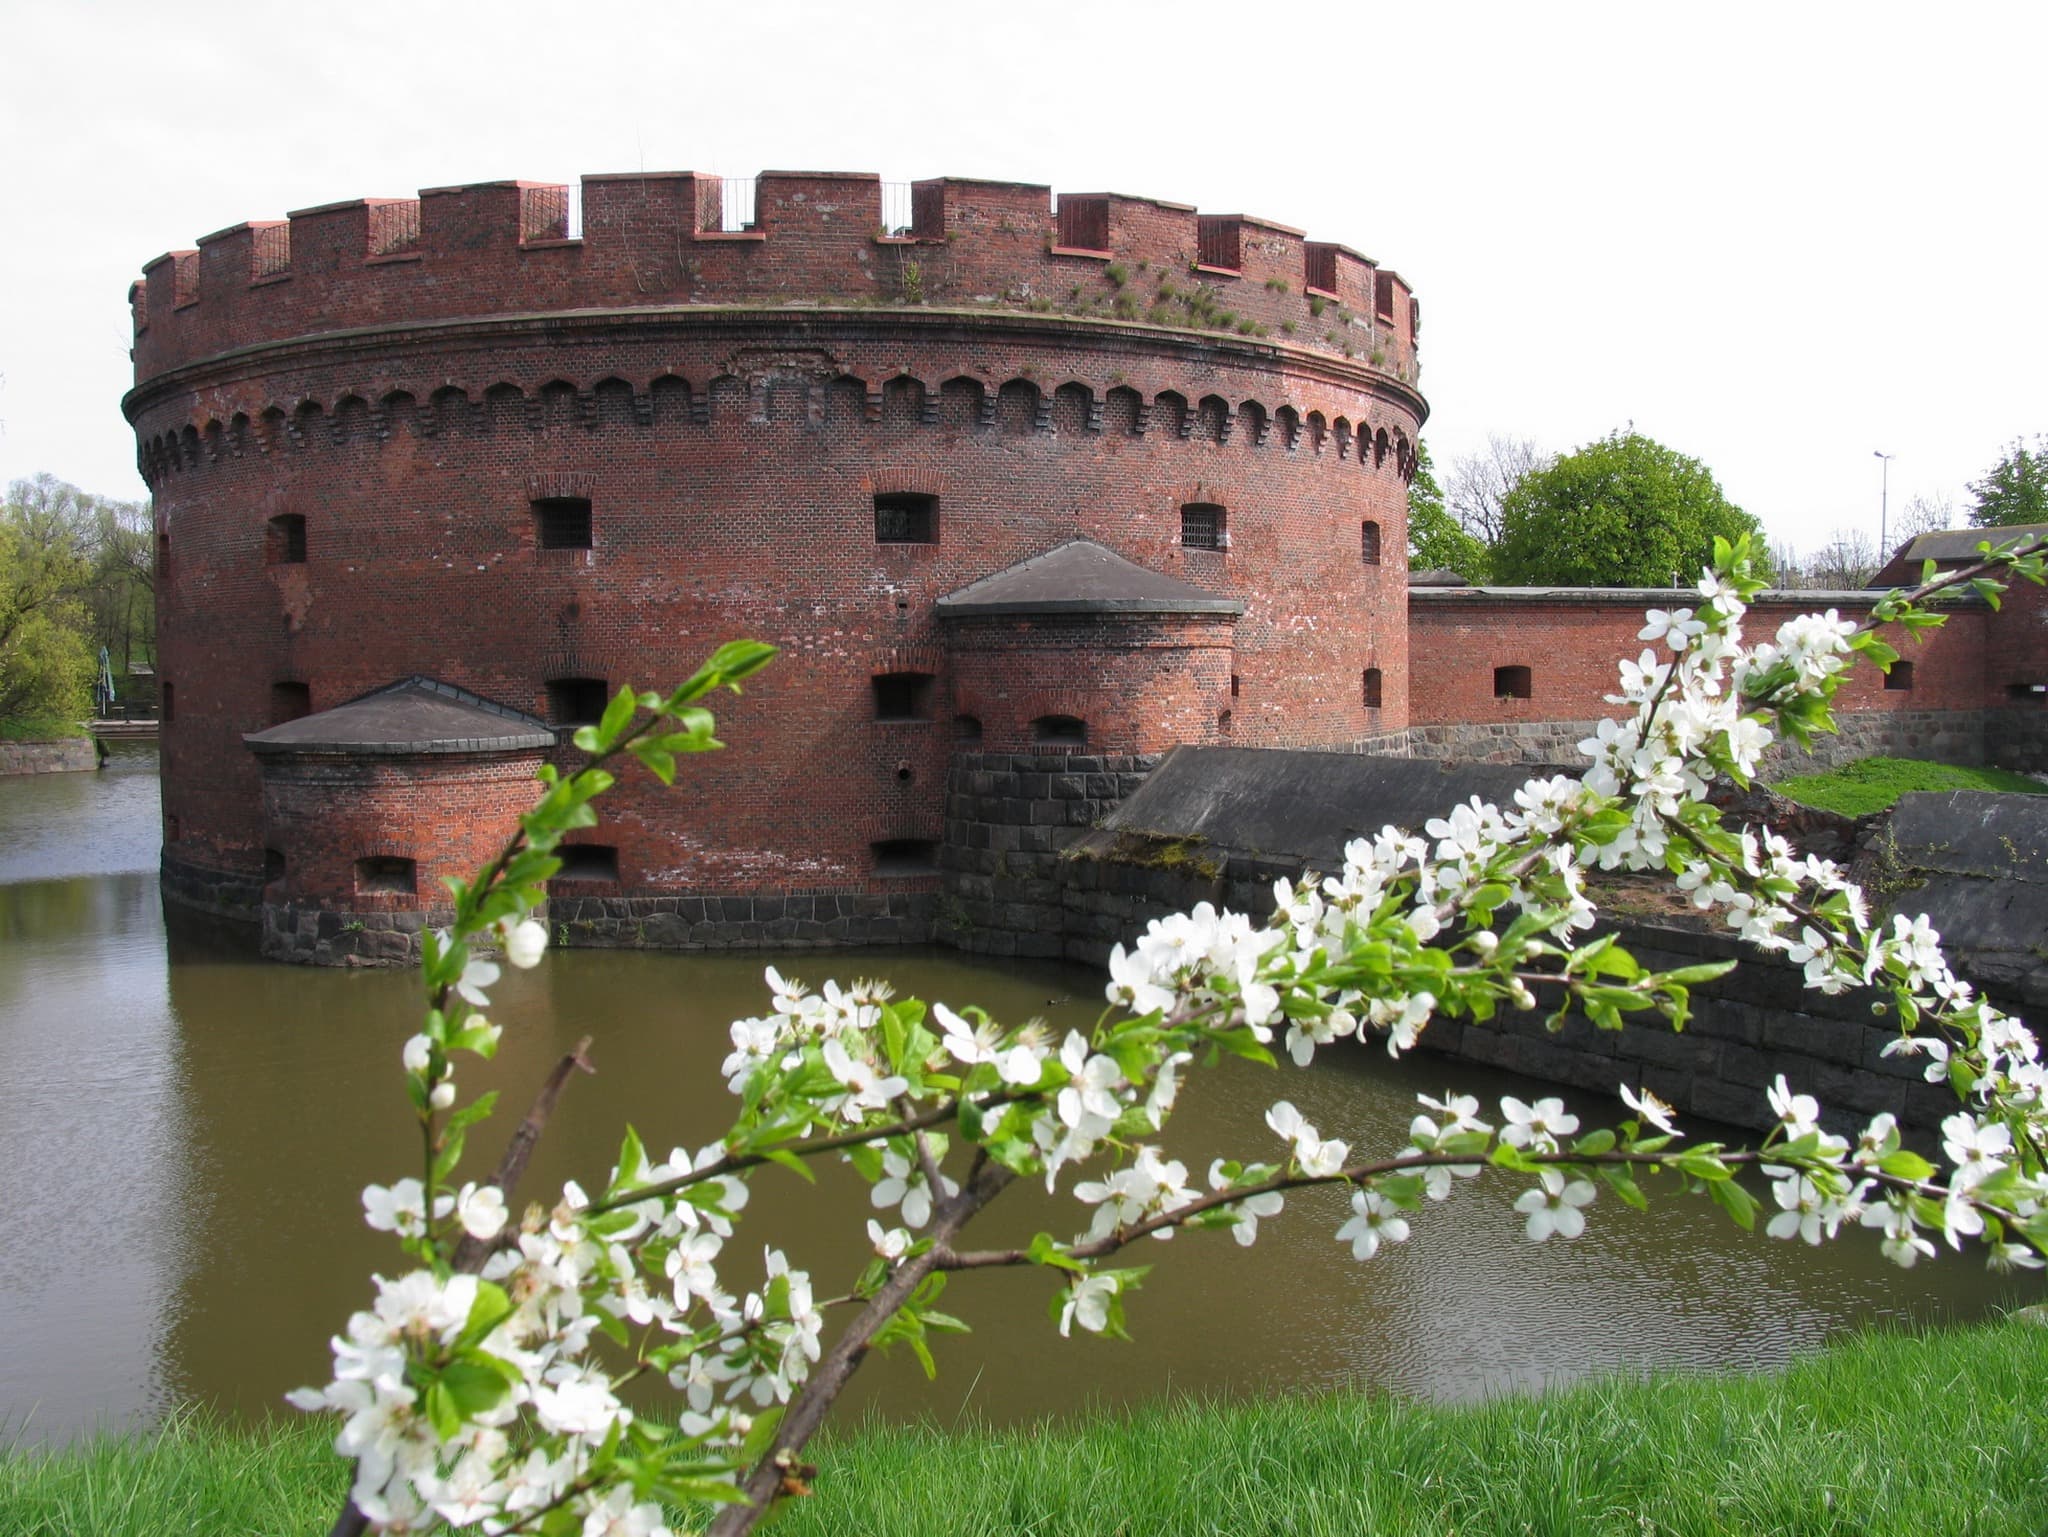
[125,171,1427,961]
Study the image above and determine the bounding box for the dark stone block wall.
[939,750,1158,959]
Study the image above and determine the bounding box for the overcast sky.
[5,1,2043,557]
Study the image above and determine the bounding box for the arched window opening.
[953,714,983,742]
[1360,520,1382,565]
[872,839,939,877]
[547,677,610,727]
[1493,665,1533,701]
[355,856,416,896]
[554,845,621,882]
[1884,661,1915,692]
[874,492,938,544]
[270,681,311,725]
[873,672,935,721]
[1032,714,1086,746]
[533,496,593,550]
[1363,668,1384,710]
[266,514,307,565]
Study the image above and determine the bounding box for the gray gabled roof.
[245,676,555,757]
[935,539,1243,618]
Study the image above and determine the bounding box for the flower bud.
[430,1081,456,1110]
[503,917,549,970]
[402,1033,433,1074]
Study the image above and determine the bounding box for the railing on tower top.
[369,200,422,257]
[696,176,758,234]
[880,182,915,238]
[520,184,584,243]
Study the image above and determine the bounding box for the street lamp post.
[1873,450,1894,555]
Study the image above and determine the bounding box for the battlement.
[129,170,1418,386]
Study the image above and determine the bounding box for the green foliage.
[1490,431,1766,587]
[0,475,155,728]
[1406,441,1489,580]
[1774,755,2048,817]
[1968,436,2048,527]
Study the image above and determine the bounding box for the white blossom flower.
[1619,1082,1676,1134]
[455,1182,508,1241]
[1514,1169,1595,1241]
[1207,1161,1283,1245]
[455,954,500,1008]
[1334,1186,1410,1260]
[1499,1096,1578,1152]
[1058,1272,1119,1337]
[401,1034,433,1075]
[362,1178,431,1238]
[1766,1074,1822,1138]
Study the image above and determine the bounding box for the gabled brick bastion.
[126,170,1427,961]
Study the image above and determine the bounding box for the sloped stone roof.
[935,539,1243,617]
[1869,523,2048,587]
[245,676,555,756]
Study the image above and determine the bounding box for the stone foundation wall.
[162,846,265,923]
[0,738,97,775]
[548,890,937,951]
[1987,704,2048,774]
[939,750,1159,959]
[1346,708,1997,774]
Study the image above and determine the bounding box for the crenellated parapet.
[127,170,1419,389]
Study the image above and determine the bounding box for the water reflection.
[0,751,2038,1446]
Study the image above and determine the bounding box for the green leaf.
[1572,1127,1616,1157]
[422,1380,461,1441]
[1879,1150,1936,1182]
[1026,1232,1084,1273]
[1706,1176,1758,1230]
[1598,1163,1648,1211]
[598,684,638,748]
[459,1280,513,1346]
[440,1357,513,1419]
[762,1148,817,1183]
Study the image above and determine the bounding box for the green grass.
[1773,755,2048,817]
[5,1320,2047,1535]
[0,718,86,743]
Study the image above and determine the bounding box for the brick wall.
[1408,591,1999,729]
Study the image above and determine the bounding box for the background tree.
[1407,441,1490,578]
[1968,437,2048,527]
[1798,528,1880,589]
[0,475,154,718]
[1446,433,1551,550]
[1490,431,1766,587]
[0,482,95,728]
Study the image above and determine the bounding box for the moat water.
[0,748,2036,1445]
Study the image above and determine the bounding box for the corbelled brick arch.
[127,169,1425,960]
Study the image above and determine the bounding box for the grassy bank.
[5,1320,2045,1535]
[0,718,86,743]
[1774,754,2047,816]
